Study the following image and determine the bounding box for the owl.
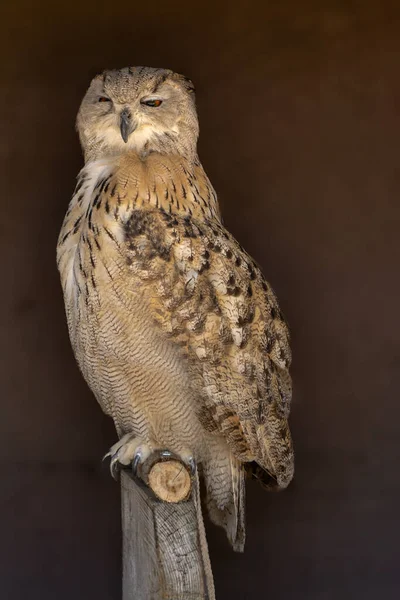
[57,66,294,551]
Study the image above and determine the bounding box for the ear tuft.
[181,75,195,93]
[171,72,196,94]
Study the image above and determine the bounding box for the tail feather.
[204,452,246,552]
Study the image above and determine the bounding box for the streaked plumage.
[57,66,294,551]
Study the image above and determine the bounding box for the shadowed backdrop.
[1,1,400,598]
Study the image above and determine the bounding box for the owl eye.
[142,99,163,107]
[98,96,111,103]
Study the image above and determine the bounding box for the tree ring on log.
[148,459,192,503]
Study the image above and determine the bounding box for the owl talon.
[188,457,196,476]
[132,450,142,477]
[104,435,196,481]
[110,455,121,480]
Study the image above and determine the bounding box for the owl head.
[77,66,199,162]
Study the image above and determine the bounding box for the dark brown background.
[2,1,400,598]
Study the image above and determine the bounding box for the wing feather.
[123,207,294,487]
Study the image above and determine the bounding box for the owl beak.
[120,108,136,143]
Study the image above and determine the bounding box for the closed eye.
[141,99,163,107]
[98,96,111,103]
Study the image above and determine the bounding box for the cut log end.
[148,459,192,503]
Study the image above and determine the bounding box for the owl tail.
[204,452,246,552]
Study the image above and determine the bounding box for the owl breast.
[58,168,206,449]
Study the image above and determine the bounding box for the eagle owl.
[57,66,294,551]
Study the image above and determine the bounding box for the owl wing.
[123,207,294,488]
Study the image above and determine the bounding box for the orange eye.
[98,96,111,103]
[142,99,163,107]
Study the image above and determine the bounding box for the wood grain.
[121,458,215,600]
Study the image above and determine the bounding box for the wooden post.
[121,452,216,600]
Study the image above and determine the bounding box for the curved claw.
[132,450,142,477]
[110,454,121,480]
[188,457,196,476]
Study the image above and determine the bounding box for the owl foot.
[104,433,196,481]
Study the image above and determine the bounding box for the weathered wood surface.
[121,456,215,600]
